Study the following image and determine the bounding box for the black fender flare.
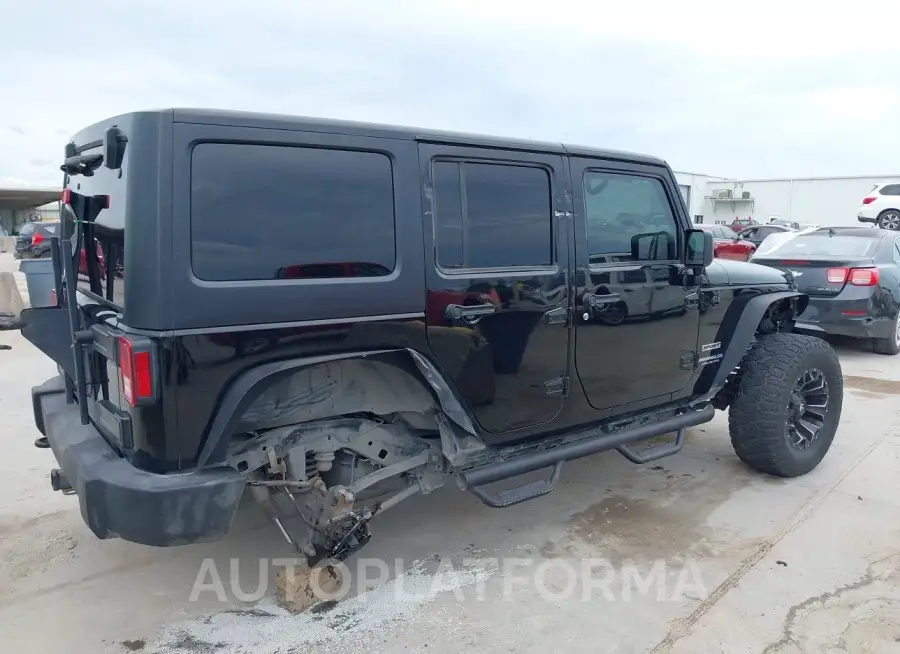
[692,290,808,397]
[196,348,477,467]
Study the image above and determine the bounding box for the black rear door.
[419,143,572,442]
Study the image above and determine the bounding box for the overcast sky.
[2,0,898,188]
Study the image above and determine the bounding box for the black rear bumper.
[33,376,245,547]
[794,296,894,341]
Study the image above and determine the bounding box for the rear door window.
[881,184,900,196]
[190,144,396,281]
[433,161,553,270]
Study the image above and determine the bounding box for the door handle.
[584,293,620,309]
[445,303,496,323]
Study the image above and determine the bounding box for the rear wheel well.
[230,352,442,439]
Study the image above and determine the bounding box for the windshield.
[753,230,879,259]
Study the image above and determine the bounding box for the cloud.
[1,0,898,188]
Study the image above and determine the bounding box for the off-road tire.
[728,333,842,478]
[872,314,900,355]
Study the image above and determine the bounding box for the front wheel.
[728,333,842,478]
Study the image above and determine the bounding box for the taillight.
[117,336,154,407]
[848,267,879,286]
[31,232,44,246]
[862,196,877,205]
[826,267,879,286]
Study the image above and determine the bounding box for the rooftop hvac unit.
[715,189,732,199]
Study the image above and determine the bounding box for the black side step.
[618,428,686,464]
[467,462,563,508]
[460,406,714,508]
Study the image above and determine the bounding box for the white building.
[674,171,900,228]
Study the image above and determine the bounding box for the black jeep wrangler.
[20,109,842,564]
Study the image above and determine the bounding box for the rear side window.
[880,184,900,196]
[190,144,396,282]
[433,161,553,270]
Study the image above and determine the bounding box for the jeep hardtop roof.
[68,108,667,167]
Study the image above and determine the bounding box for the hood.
[707,258,793,287]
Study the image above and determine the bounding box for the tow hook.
[50,469,73,494]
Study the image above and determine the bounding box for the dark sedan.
[750,227,900,354]
[738,223,795,248]
[13,221,60,259]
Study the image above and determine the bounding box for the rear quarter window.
[190,143,396,282]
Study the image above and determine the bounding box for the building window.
[190,143,396,282]
[433,161,553,270]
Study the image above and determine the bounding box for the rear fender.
[196,348,477,467]
[693,290,807,396]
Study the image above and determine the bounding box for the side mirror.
[685,229,714,268]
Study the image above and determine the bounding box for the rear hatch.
[750,230,880,297]
[24,124,155,456]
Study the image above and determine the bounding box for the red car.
[695,224,757,261]
[730,217,758,232]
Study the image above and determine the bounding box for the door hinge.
[543,375,569,396]
[544,306,570,326]
[679,351,698,370]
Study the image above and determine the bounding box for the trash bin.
[18,258,56,308]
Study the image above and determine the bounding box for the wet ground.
[1,252,899,653]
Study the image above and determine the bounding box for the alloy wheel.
[879,212,900,230]
[786,369,829,450]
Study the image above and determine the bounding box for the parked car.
[751,226,900,354]
[12,221,60,259]
[730,217,758,232]
[857,183,900,230]
[738,224,796,248]
[21,110,842,600]
[694,223,757,260]
[768,217,802,229]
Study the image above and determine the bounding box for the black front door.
[570,159,700,413]
[419,144,572,442]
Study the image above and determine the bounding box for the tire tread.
[728,333,842,477]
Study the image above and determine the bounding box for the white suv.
[857,183,900,230]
